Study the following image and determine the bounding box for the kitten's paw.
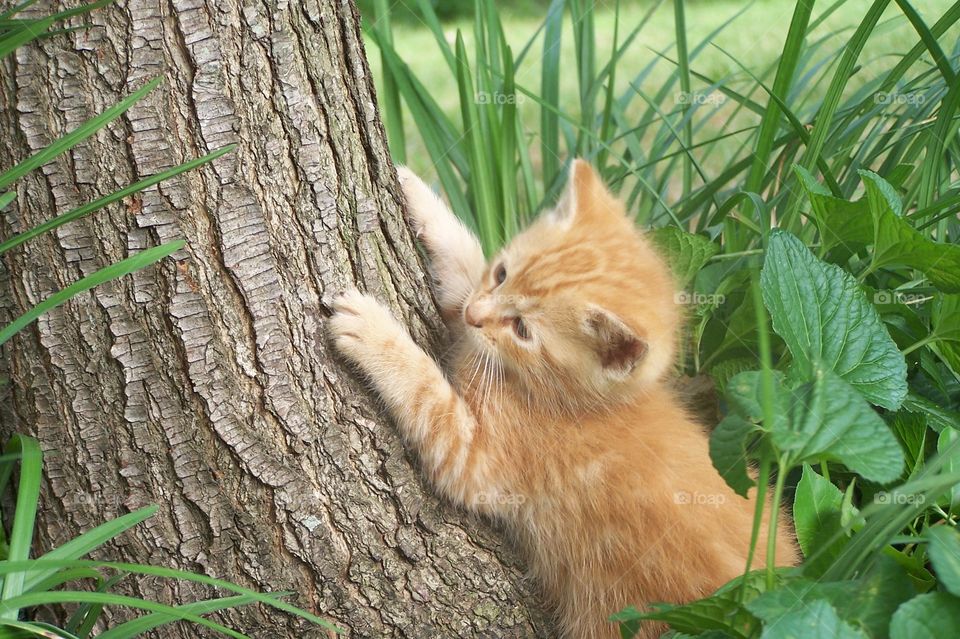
[396,166,446,240]
[329,290,408,366]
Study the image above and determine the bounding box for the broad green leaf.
[709,297,762,364]
[890,592,960,639]
[932,295,960,343]
[709,414,756,498]
[927,526,960,596]
[760,600,867,639]
[862,171,960,293]
[903,392,960,432]
[794,166,872,252]
[793,465,845,568]
[651,226,719,288]
[761,229,907,409]
[794,170,960,292]
[889,411,928,473]
[777,369,905,483]
[749,557,914,639]
[708,357,756,395]
[724,370,787,427]
[628,594,759,638]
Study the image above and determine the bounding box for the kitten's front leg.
[396,167,486,328]
[329,290,490,505]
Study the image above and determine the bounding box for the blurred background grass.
[360,0,954,185]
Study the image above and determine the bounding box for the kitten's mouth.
[464,323,494,348]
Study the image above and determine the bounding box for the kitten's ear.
[583,306,648,377]
[553,159,621,225]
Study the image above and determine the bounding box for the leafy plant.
[364,0,960,636]
[0,2,340,637]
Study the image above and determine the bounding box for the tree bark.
[0,1,547,635]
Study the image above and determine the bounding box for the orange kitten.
[330,161,798,639]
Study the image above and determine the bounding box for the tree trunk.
[0,1,546,635]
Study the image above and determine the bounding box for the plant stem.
[902,335,937,356]
[739,453,771,603]
[708,248,765,261]
[766,456,789,590]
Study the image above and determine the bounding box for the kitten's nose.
[464,302,484,327]
[464,296,494,327]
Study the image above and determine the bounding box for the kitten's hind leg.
[330,290,497,509]
[396,167,485,328]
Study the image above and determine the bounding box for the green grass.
[365,0,956,185]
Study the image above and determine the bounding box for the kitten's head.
[461,160,680,413]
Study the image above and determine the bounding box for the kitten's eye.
[494,263,507,286]
[512,317,530,340]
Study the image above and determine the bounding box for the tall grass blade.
[0,241,184,347]
[371,0,405,164]
[22,505,158,592]
[0,435,42,619]
[540,0,564,191]
[0,77,162,191]
[0,559,343,633]
[674,0,692,195]
[0,144,233,256]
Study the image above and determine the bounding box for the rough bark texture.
[0,1,547,636]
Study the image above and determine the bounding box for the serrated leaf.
[903,392,960,432]
[890,592,960,639]
[862,171,960,293]
[794,165,872,252]
[793,465,845,570]
[724,370,787,426]
[709,415,757,498]
[761,229,907,409]
[637,594,759,638]
[933,295,960,343]
[709,357,757,395]
[652,226,719,288]
[889,411,928,473]
[748,556,914,638]
[777,369,905,483]
[760,600,867,639]
[927,526,960,596]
